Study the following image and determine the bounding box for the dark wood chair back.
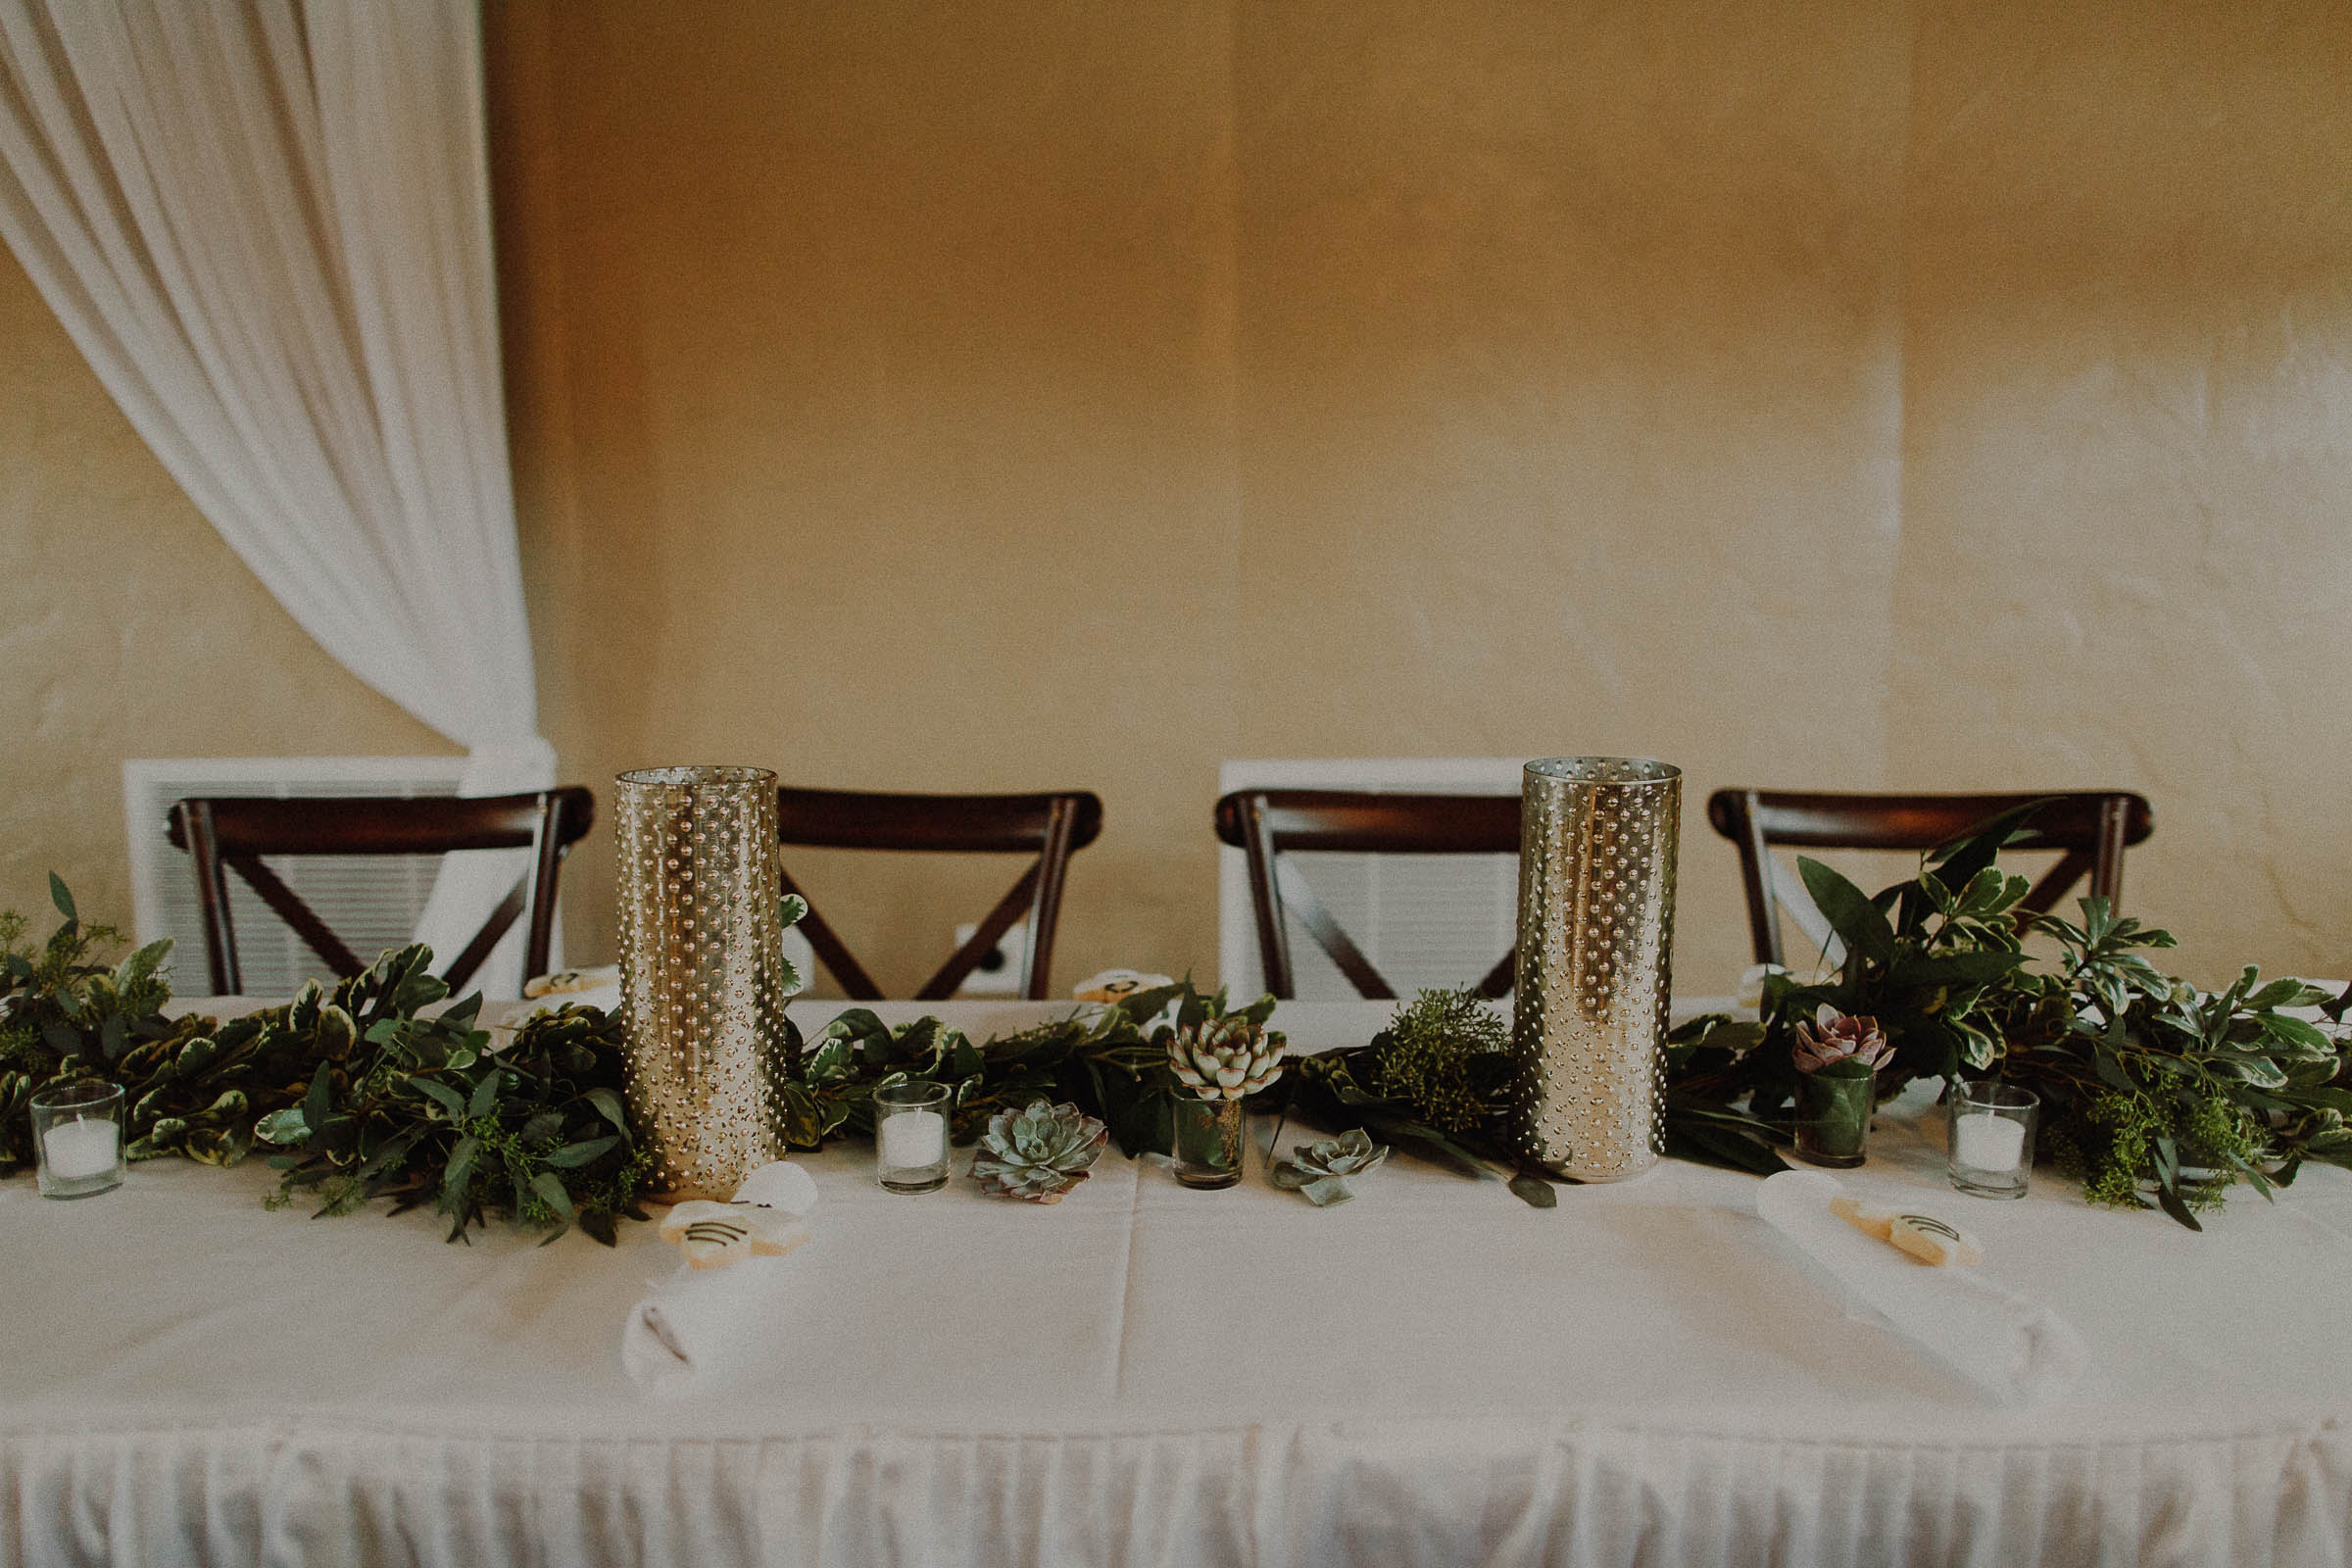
[164,788,597,995]
[1212,789,1523,1001]
[1704,788,2155,966]
[775,787,1103,1001]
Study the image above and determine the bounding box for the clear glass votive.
[874,1081,952,1194]
[1948,1082,2037,1200]
[1792,1068,1877,1168]
[1169,1097,1244,1189]
[31,1080,126,1200]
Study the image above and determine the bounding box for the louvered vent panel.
[122,759,470,997]
[1217,760,1526,1000]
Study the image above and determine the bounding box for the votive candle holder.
[1948,1082,2037,1200]
[31,1080,126,1200]
[875,1081,952,1193]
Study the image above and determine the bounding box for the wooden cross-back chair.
[1213,789,1523,1001]
[165,788,597,995]
[1704,788,2154,967]
[774,787,1102,1001]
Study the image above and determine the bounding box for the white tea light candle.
[1947,1082,2038,1200]
[881,1109,945,1169]
[43,1119,119,1180]
[29,1079,126,1199]
[1952,1112,2025,1173]
[872,1080,954,1194]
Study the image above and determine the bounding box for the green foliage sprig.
[0,875,181,1165]
[252,949,646,1245]
[1758,808,2352,1229]
[1757,803,2043,1095]
[0,879,648,1245]
[1355,987,1510,1133]
[1658,1012,1783,1175]
[1285,989,1790,1206]
[777,978,1216,1158]
[1285,989,1531,1193]
[2000,903,2346,1230]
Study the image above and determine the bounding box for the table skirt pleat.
[9,1416,2348,1568]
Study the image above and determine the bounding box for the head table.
[3,997,2348,1568]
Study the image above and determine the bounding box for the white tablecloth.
[4,1000,2350,1567]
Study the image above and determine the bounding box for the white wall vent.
[1217,759,1527,1000]
[122,757,471,998]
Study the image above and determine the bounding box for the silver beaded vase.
[1508,758,1681,1182]
[615,765,793,1199]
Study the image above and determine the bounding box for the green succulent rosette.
[968,1098,1108,1203]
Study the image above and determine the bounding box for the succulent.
[1166,1013,1287,1102]
[969,1098,1108,1203]
[1270,1128,1389,1206]
[1793,1010,1891,1076]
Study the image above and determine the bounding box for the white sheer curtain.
[0,0,552,994]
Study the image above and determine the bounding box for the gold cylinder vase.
[1508,758,1681,1182]
[616,765,791,1199]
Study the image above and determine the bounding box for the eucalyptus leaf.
[542,1135,620,1168]
[1507,1172,1559,1208]
[584,1086,630,1137]
[529,1170,575,1224]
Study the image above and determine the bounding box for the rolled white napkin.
[1754,1169,2088,1406]
[621,1161,819,1396]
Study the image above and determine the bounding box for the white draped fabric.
[0,0,548,992]
[6,1000,2352,1567]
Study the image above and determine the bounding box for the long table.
[4,999,2350,1566]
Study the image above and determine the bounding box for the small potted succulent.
[1790,1010,1891,1167]
[1165,1008,1286,1189]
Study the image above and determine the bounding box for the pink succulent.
[1792,1011,1891,1074]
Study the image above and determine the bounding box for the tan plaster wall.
[1894,0,2352,978]
[1229,0,1910,985]
[484,0,2352,992]
[0,245,446,939]
[487,0,1248,994]
[487,0,1929,996]
[7,1,2345,993]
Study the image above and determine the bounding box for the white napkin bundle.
[1754,1169,2087,1406]
[621,1161,819,1395]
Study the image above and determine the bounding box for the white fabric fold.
[411,737,560,998]
[622,1162,821,1396]
[0,0,554,994]
[1755,1168,2088,1405]
[622,1256,795,1396]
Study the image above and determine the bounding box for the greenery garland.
[1736,804,2352,1229]
[1277,989,1789,1206]
[13,820,2342,1240]
[0,878,646,1244]
[776,979,1240,1159]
